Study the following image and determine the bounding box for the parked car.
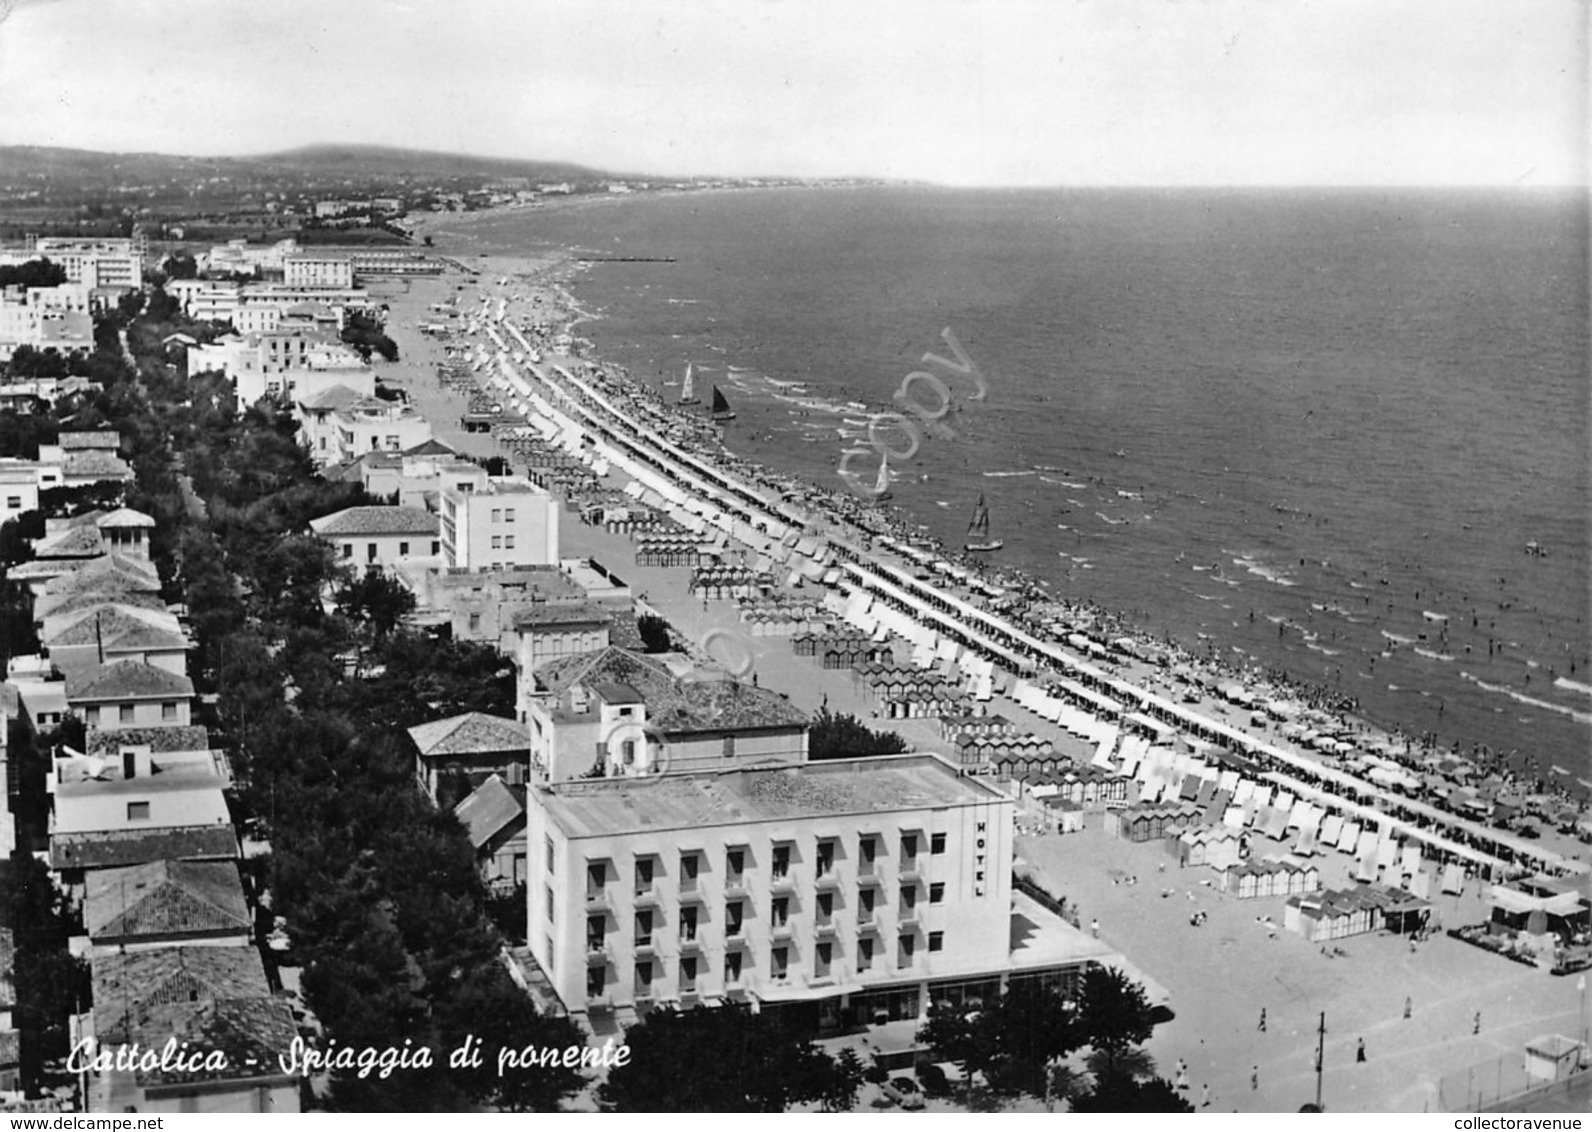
[884,1077,925,1110]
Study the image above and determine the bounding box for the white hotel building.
[527,753,1116,1037]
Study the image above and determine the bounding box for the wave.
[1554,677,1592,696]
[1422,611,1449,623]
[1413,647,1456,662]
[1096,512,1130,526]
[1459,671,1592,725]
[1381,630,1416,645]
[984,470,1038,478]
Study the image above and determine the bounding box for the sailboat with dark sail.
[679,362,699,405]
[964,491,1002,552]
[711,385,736,421]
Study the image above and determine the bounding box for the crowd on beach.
[406,255,1590,869]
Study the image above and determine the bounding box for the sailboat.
[711,385,735,421]
[964,491,1003,552]
[679,362,700,405]
[872,452,892,500]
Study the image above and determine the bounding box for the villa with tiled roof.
[66,660,194,731]
[310,504,440,574]
[408,711,530,803]
[84,859,251,951]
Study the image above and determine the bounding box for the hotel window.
[545,886,555,925]
[680,852,699,891]
[491,536,502,550]
[634,960,653,994]
[546,835,556,873]
[901,833,918,863]
[680,905,698,942]
[858,937,874,972]
[901,887,917,916]
[771,946,788,980]
[681,955,698,991]
[635,858,654,895]
[726,848,745,886]
[815,840,834,878]
[931,833,948,855]
[725,901,744,937]
[929,931,945,953]
[504,535,515,550]
[899,934,916,967]
[859,836,876,874]
[858,888,876,923]
[587,916,605,951]
[724,951,743,985]
[491,509,502,522]
[634,910,653,948]
[126,801,150,822]
[816,891,834,925]
[771,844,790,880]
[815,942,832,979]
[432,540,441,555]
[162,702,178,721]
[930,882,945,904]
[771,896,789,928]
[119,704,135,723]
[586,861,606,898]
[586,967,605,998]
[505,508,516,522]
[399,541,409,555]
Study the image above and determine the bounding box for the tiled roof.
[511,601,613,628]
[86,860,250,942]
[58,431,121,450]
[298,384,366,412]
[50,824,239,871]
[44,605,184,650]
[402,438,459,457]
[137,996,299,1088]
[66,660,194,702]
[33,524,106,558]
[97,507,156,529]
[309,505,438,537]
[93,945,270,1046]
[453,774,526,849]
[408,711,529,757]
[535,646,808,734]
[63,450,133,479]
[36,590,167,621]
[87,725,211,757]
[38,553,160,598]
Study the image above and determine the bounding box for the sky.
[0,0,1585,186]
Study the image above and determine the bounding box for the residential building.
[282,253,354,289]
[527,753,1111,1034]
[65,660,195,732]
[41,602,189,683]
[454,773,528,891]
[89,947,299,1113]
[49,741,228,843]
[81,859,251,955]
[439,475,560,571]
[189,328,371,407]
[509,603,613,696]
[298,393,431,468]
[31,237,143,290]
[308,505,439,573]
[0,463,42,524]
[409,711,531,804]
[523,646,808,780]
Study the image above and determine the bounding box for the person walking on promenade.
[1403,996,1412,1020]
[1356,1038,1366,1063]
[1200,1084,1211,1108]
[1251,1067,1259,1091]
[1258,1008,1267,1032]
[1473,1011,1481,1035]
[1090,918,1100,939]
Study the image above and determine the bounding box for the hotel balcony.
[898,906,920,927]
[769,871,796,894]
[724,875,750,898]
[814,919,839,939]
[769,919,794,941]
[585,888,612,912]
[814,870,841,891]
[679,932,703,952]
[585,937,608,960]
[899,860,922,882]
[633,883,660,907]
[633,935,656,955]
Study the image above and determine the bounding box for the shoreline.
[383,218,1590,859]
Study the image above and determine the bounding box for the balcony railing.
[633,883,660,906]
[899,859,921,881]
[815,919,839,938]
[585,888,612,910]
[815,870,841,890]
[724,875,749,897]
[634,935,656,953]
[769,920,793,940]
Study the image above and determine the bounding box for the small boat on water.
[711,385,736,421]
[679,362,700,405]
[872,452,892,500]
[964,491,1003,553]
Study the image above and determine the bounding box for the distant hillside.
[0,144,626,190]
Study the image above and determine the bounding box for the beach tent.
[1354,854,1378,883]
[1354,827,1379,858]
[1376,837,1400,871]
[1232,779,1255,806]
[1223,804,1247,831]
[1337,820,1361,854]
[1439,863,1466,896]
[1261,806,1289,840]
[1320,814,1344,848]
[1292,825,1319,856]
[1409,870,1433,900]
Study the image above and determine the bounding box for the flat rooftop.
[540,754,1007,839]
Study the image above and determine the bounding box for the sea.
[434,187,1591,795]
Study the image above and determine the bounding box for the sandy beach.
[354,238,1588,1112]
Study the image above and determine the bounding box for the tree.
[600,1004,855,1111]
[636,612,673,653]
[336,568,418,640]
[1076,966,1155,1079]
[1070,1072,1193,1113]
[918,983,1080,1100]
[806,706,909,760]
[1,856,91,1093]
[0,258,67,289]
[434,964,587,1111]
